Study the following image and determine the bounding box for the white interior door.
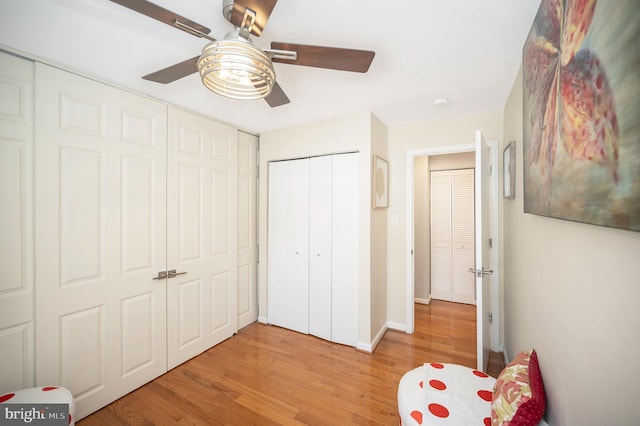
[166,107,238,369]
[237,131,259,329]
[34,63,168,419]
[0,52,34,393]
[475,130,491,372]
[309,155,332,341]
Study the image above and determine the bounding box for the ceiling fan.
[109,0,376,107]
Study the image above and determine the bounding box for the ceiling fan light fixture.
[197,33,275,100]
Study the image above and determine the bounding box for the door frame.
[405,142,500,351]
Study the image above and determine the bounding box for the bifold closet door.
[309,153,359,345]
[330,153,358,346]
[267,159,310,334]
[166,107,238,369]
[34,63,168,419]
[270,153,358,346]
[308,156,332,341]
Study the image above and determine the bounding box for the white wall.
[370,114,388,344]
[503,67,640,425]
[386,112,503,327]
[258,112,388,348]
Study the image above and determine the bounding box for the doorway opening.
[405,141,500,367]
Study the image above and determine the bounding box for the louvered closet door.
[451,169,475,304]
[267,159,310,334]
[0,52,34,393]
[430,171,453,301]
[34,63,168,419]
[166,107,238,369]
[430,169,475,304]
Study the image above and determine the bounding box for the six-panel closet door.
[166,107,238,369]
[33,64,242,420]
[34,63,169,419]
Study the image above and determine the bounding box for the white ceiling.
[0,0,541,134]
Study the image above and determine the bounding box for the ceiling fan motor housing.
[222,0,234,23]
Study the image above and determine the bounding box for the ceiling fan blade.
[265,81,290,107]
[110,0,211,37]
[142,56,199,84]
[230,0,277,37]
[270,42,375,73]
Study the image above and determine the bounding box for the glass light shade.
[197,37,275,100]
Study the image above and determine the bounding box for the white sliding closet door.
[166,107,238,369]
[267,159,310,334]
[0,52,34,393]
[237,132,259,329]
[34,63,168,419]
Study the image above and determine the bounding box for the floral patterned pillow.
[491,348,545,425]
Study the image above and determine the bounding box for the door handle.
[468,267,493,278]
[152,271,168,280]
[167,269,187,278]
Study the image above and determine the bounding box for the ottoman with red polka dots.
[0,386,76,425]
[397,363,495,425]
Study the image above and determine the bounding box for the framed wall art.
[373,156,388,208]
[522,0,640,231]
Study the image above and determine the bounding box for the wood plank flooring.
[78,300,499,425]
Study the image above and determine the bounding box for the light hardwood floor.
[78,300,497,425]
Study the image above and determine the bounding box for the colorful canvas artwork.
[523,0,640,231]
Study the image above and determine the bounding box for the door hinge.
[488,238,493,248]
[489,164,493,175]
[488,312,493,323]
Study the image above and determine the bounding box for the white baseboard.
[386,321,407,332]
[357,323,389,353]
[414,297,431,305]
[258,316,268,324]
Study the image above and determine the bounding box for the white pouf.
[398,363,496,425]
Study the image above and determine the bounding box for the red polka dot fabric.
[398,363,496,425]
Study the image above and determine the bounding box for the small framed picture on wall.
[373,156,388,208]
[503,141,516,199]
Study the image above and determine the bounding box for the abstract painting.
[523,0,640,231]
